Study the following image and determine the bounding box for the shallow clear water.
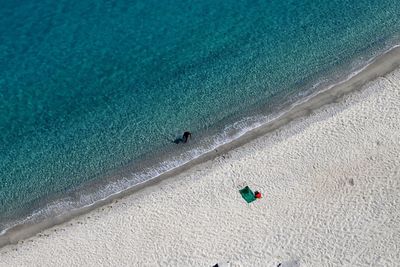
[0,0,399,230]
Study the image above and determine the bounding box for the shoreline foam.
[1,45,400,249]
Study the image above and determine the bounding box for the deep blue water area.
[0,0,399,230]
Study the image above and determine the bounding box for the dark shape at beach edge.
[173,131,192,144]
[173,137,184,144]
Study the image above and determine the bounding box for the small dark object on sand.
[277,259,300,267]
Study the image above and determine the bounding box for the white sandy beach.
[1,67,400,266]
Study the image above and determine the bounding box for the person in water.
[182,131,192,143]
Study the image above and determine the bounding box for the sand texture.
[1,69,400,266]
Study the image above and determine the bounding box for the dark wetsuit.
[182,131,192,143]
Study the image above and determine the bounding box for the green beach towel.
[239,186,256,203]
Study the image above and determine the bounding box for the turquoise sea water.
[0,0,399,231]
